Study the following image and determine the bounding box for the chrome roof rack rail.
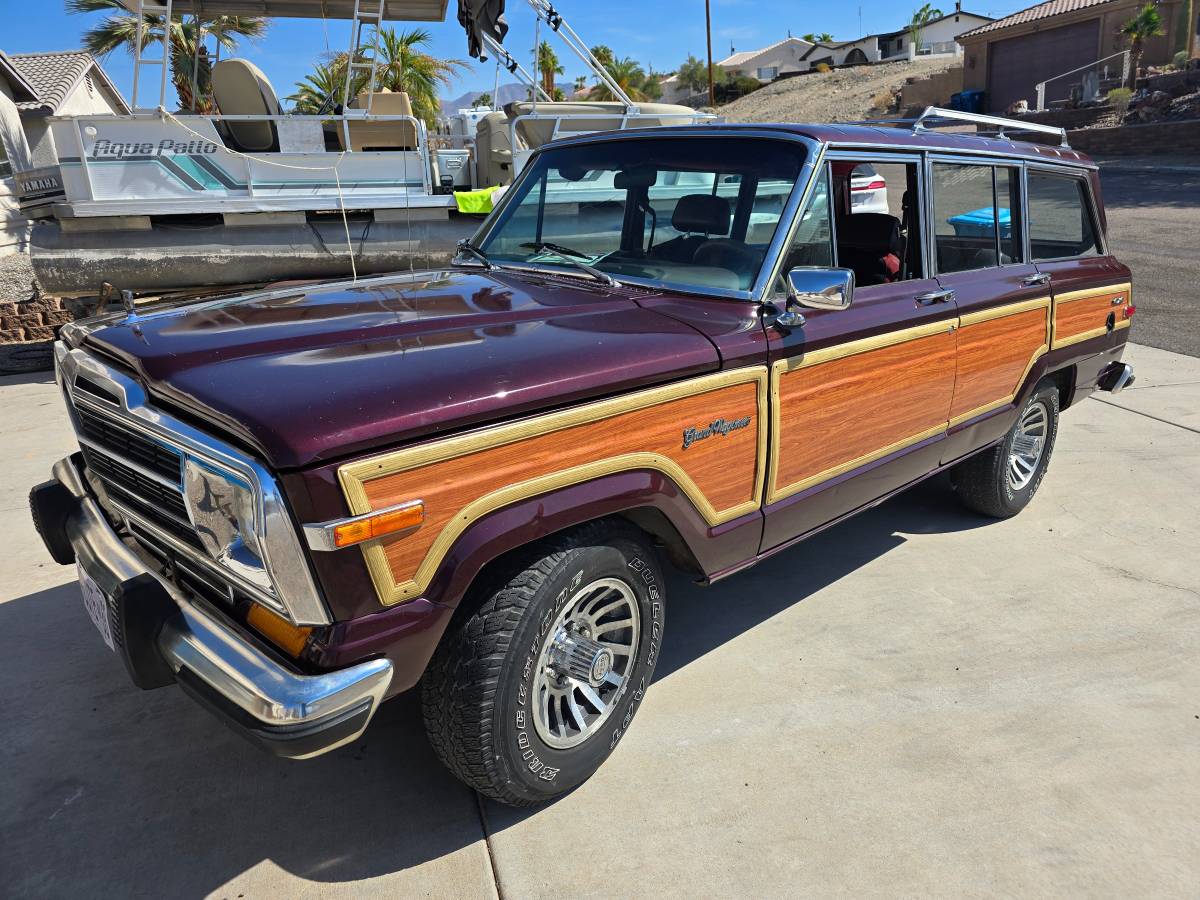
[843,106,1071,148]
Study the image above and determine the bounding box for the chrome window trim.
[756,140,829,300]
[1024,162,1108,260]
[54,341,331,626]
[924,154,1029,275]
[801,148,930,287]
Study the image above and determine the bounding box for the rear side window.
[1028,172,1100,261]
[932,163,1023,274]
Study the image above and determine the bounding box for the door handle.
[915,289,955,306]
[1023,273,1051,287]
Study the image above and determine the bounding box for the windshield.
[477,137,809,294]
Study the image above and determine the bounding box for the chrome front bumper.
[33,455,393,760]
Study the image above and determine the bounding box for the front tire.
[421,522,665,806]
[953,380,1060,518]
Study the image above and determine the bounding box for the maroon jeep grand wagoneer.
[31,113,1135,804]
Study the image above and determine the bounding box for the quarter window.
[932,163,1022,274]
[1028,172,1100,260]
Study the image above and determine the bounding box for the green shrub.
[1107,86,1133,116]
[1173,50,1189,69]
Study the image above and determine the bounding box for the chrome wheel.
[1008,399,1049,491]
[532,577,640,749]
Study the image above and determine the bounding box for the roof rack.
[846,106,1070,148]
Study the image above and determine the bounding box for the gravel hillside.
[718,57,961,124]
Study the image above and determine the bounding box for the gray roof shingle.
[8,50,129,114]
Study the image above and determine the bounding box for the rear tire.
[952,380,1060,519]
[421,522,665,806]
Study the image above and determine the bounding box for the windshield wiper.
[454,239,494,270]
[520,242,621,288]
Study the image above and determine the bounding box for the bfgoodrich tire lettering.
[421,522,664,806]
[952,380,1060,519]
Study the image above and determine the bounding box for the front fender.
[418,468,763,613]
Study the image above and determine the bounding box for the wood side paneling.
[342,371,766,605]
[950,306,1048,423]
[1053,284,1131,348]
[770,328,957,501]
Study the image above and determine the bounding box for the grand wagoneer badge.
[682,416,752,449]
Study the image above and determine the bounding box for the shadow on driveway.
[2,475,993,895]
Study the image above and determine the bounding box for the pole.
[1189,0,1197,62]
[705,0,715,107]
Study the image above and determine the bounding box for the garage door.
[987,19,1101,112]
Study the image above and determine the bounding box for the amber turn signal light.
[247,603,313,657]
[333,501,425,548]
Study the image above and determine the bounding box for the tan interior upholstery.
[474,111,517,188]
[336,90,418,151]
[211,59,281,152]
[506,101,698,149]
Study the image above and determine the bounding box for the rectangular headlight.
[183,457,274,596]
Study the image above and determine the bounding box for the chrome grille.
[74,402,183,483]
[82,445,190,523]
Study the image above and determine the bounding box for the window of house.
[757,66,779,80]
[1027,171,1101,260]
[932,163,1023,273]
[0,141,10,180]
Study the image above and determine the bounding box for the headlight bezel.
[60,345,331,627]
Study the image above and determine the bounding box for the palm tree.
[801,32,835,44]
[1121,2,1166,85]
[590,45,615,69]
[370,28,468,127]
[907,4,944,51]
[537,40,563,97]
[286,61,344,114]
[474,92,492,108]
[67,0,266,111]
[590,56,652,102]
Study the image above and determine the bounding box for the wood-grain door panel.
[769,324,958,503]
[339,368,768,606]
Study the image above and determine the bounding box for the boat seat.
[336,90,419,152]
[211,59,281,153]
[474,111,518,187]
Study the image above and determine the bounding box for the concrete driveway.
[3,342,1198,898]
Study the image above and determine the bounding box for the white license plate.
[77,563,116,652]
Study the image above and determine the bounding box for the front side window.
[932,163,1023,273]
[1028,171,1100,260]
[780,158,923,289]
[479,138,808,293]
[757,66,779,80]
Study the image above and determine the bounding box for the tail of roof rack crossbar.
[845,106,1070,148]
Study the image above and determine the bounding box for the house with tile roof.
[958,0,1196,112]
[3,50,129,168]
[718,37,816,83]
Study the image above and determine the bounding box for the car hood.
[82,269,720,469]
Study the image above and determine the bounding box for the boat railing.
[56,109,434,198]
[508,110,717,157]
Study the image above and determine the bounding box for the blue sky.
[1,0,1031,104]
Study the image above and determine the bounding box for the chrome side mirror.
[786,267,855,311]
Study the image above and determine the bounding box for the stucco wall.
[961,0,1186,93]
[900,65,966,109]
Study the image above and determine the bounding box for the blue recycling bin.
[947,207,1012,239]
[955,89,986,113]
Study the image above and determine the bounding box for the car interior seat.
[650,193,732,263]
[836,213,902,287]
[211,59,281,153]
